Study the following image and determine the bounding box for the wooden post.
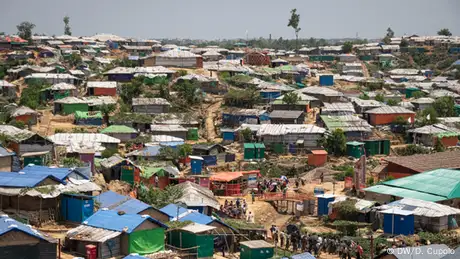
[370,234,374,259]
[39,197,42,225]
[58,239,61,259]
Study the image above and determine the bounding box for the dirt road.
[205,97,223,142]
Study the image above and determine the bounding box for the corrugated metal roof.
[257,124,325,136]
[99,154,125,168]
[430,89,460,98]
[0,125,36,141]
[365,106,415,114]
[0,172,63,188]
[112,199,151,214]
[389,69,420,75]
[298,87,343,97]
[54,97,89,104]
[158,49,199,58]
[180,223,216,233]
[0,215,50,241]
[350,97,383,108]
[380,208,414,216]
[96,190,130,209]
[320,115,372,132]
[69,70,85,76]
[407,123,460,135]
[10,106,38,117]
[67,225,121,242]
[22,165,88,181]
[83,210,167,233]
[50,83,76,91]
[132,98,170,106]
[25,73,77,79]
[160,204,188,218]
[150,135,184,142]
[150,124,187,132]
[269,110,304,119]
[377,198,460,217]
[87,81,117,88]
[86,96,116,106]
[49,133,120,144]
[322,102,355,114]
[383,150,460,173]
[175,181,220,210]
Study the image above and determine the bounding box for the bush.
[332,220,359,236]
[54,128,66,133]
[101,148,118,158]
[333,165,354,181]
[8,120,26,129]
[177,70,188,77]
[394,144,430,156]
[332,200,359,220]
[62,157,84,167]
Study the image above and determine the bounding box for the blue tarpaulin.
[84,210,167,233]
[201,155,217,166]
[61,194,94,223]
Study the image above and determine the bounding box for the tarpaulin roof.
[74,111,103,119]
[0,179,101,198]
[160,204,188,218]
[123,255,149,259]
[10,106,38,117]
[22,165,88,181]
[96,190,130,209]
[180,223,216,234]
[178,211,214,225]
[83,210,167,233]
[377,198,460,217]
[0,172,63,188]
[291,252,316,259]
[112,199,152,214]
[175,181,220,210]
[210,171,243,182]
[101,125,137,134]
[0,215,50,242]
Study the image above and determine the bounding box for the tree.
[100,104,116,125]
[412,91,425,99]
[383,27,394,44]
[359,93,370,100]
[342,41,353,54]
[374,93,385,102]
[63,15,71,36]
[318,129,347,156]
[178,144,192,158]
[120,80,143,104]
[173,81,201,108]
[434,137,446,152]
[437,28,452,36]
[416,107,438,127]
[386,99,399,106]
[137,184,183,208]
[19,79,49,109]
[16,21,35,43]
[287,8,301,53]
[240,127,253,142]
[399,39,409,47]
[101,148,118,158]
[282,92,300,109]
[224,87,260,108]
[393,115,409,126]
[69,53,82,67]
[432,96,456,117]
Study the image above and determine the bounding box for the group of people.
[269,226,364,259]
[256,177,304,195]
[221,198,255,223]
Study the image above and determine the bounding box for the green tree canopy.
[432,96,456,117]
[282,92,300,109]
[137,184,183,209]
[342,41,353,54]
[318,129,347,156]
[224,87,260,108]
[374,93,385,102]
[16,21,35,42]
[416,107,439,127]
[63,16,71,36]
[287,8,301,52]
[399,39,409,47]
[437,28,452,36]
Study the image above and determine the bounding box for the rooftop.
[83,210,167,233]
[320,115,372,133]
[384,150,460,173]
[87,81,117,89]
[365,106,415,114]
[132,98,170,106]
[240,240,274,249]
[10,106,38,117]
[0,214,52,242]
[269,110,304,119]
[100,125,138,134]
[407,123,460,136]
[322,102,356,114]
[257,124,326,136]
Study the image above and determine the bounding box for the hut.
[407,124,460,147]
[175,181,220,215]
[87,81,118,96]
[65,210,168,258]
[132,98,170,114]
[155,50,203,68]
[210,171,254,196]
[319,115,372,140]
[222,109,268,127]
[0,146,14,172]
[10,106,39,125]
[346,141,365,158]
[75,111,103,126]
[271,92,319,111]
[256,124,326,150]
[351,98,383,114]
[376,198,460,232]
[96,191,170,223]
[0,80,16,99]
[321,102,355,116]
[48,133,120,155]
[298,87,344,103]
[24,73,79,85]
[54,97,89,115]
[410,97,435,111]
[49,83,78,99]
[0,215,57,259]
[244,52,270,66]
[239,240,274,259]
[364,106,415,126]
[99,154,141,184]
[192,144,226,156]
[126,145,161,162]
[202,50,223,61]
[168,223,216,258]
[100,125,139,142]
[308,150,328,167]
[269,110,305,124]
[150,125,188,139]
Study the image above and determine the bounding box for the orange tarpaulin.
[210,171,243,182]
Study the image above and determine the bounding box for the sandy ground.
[205,97,223,142]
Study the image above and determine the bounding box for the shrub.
[332,200,359,220]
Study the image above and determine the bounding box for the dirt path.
[205,97,223,142]
[361,62,370,78]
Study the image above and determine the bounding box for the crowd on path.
[269,226,364,259]
[220,198,255,223]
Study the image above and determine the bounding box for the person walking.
[251,190,255,204]
[356,242,363,259]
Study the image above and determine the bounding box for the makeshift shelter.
[96,191,169,223]
[54,97,89,115]
[376,198,460,232]
[60,193,94,223]
[0,146,14,172]
[175,181,220,215]
[168,223,216,258]
[210,171,260,196]
[87,81,117,96]
[155,50,202,68]
[321,102,356,116]
[99,154,141,184]
[75,111,103,126]
[150,124,188,139]
[126,145,161,162]
[100,125,139,142]
[269,110,305,124]
[407,124,460,147]
[49,83,78,100]
[48,133,120,154]
[364,169,460,204]
[365,106,415,126]
[0,125,53,161]
[132,98,170,114]
[66,210,168,258]
[0,214,57,259]
[319,115,372,140]
[10,106,39,125]
[256,124,326,151]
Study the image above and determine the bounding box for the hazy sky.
[1,0,459,40]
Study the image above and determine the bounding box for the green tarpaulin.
[129,228,165,255]
[195,234,214,258]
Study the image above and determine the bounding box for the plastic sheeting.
[129,228,165,254]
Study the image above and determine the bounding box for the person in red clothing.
[356,242,363,259]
